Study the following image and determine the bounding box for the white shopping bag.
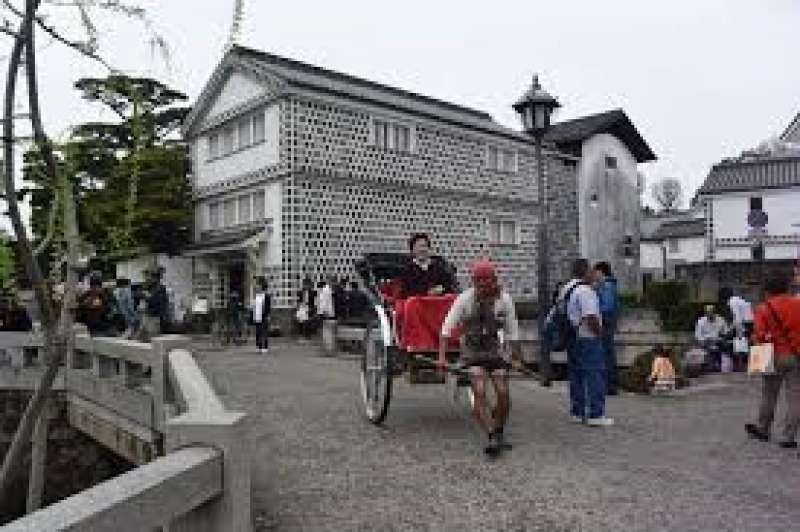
[748,343,775,375]
[733,336,749,354]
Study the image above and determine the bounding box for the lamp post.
[513,74,560,386]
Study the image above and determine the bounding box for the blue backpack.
[546,281,586,352]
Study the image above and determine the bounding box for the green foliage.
[620,349,688,394]
[619,291,644,309]
[22,74,192,266]
[0,237,15,292]
[643,281,708,332]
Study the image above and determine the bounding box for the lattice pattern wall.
[272,94,578,307]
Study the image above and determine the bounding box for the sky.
[2,0,799,230]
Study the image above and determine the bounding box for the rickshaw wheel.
[360,324,392,424]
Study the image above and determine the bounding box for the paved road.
[194,340,800,532]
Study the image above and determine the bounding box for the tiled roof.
[698,156,800,194]
[650,219,706,240]
[544,109,657,163]
[781,112,800,142]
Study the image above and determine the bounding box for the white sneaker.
[570,415,584,424]
[586,416,614,427]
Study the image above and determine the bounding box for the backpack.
[547,281,586,352]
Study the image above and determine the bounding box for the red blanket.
[395,295,460,352]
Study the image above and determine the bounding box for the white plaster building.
[546,110,656,290]
[640,211,705,286]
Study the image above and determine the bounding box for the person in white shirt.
[695,305,729,371]
[252,277,272,354]
[438,260,521,456]
[561,258,613,427]
[317,277,335,319]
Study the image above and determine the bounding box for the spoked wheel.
[360,325,393,424]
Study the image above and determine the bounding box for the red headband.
[471,260,497,280]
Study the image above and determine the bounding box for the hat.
[471,260,497,279]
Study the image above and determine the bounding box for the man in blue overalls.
[438,260,521,457]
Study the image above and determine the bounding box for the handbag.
[733,336,749,354]
[748,343,774,375]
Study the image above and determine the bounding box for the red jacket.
[753,295,800,358]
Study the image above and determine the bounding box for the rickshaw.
[355,252,475,424]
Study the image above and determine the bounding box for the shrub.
[619,291,644,309]
[619,348,688,394]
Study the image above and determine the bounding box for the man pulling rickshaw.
[438,259,521,457]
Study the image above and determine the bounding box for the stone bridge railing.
[1,332,253,531]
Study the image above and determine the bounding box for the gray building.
[181,45,652,315]
[547,109,657,290]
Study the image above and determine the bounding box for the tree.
[23,74,192,264]
[651,177,684,212]
[0,235,15,292]
[0,0,171,506]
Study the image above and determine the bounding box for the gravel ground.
[194,339,800,532]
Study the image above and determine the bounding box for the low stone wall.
[0,391,133,525]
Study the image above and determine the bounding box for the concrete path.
[194,340,800,532]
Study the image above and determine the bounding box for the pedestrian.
[438,259,521,456]
[112,278,137,338]
[334,276,348,321]
[745,273,800,449]
[296,276,316,339]
[253,277,272,354]
[720,287,754,371]
[143,267,168,340]
[695,305,729,372]
[348,280,370,321]
[317,277,335,320]
[593,261,620,395]
[79,273,111,336]
[561,258,613,426]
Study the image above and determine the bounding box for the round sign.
[748,209,768,228]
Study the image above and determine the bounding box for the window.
[223,198,236,226]
[238,118,251,149]
[487,146,498,169]
[253,111,266,144]
[208,133,219,160]
[374,120,389,149]
[489,219,518,245]
[222,127,235,155]
[605,155,617,169]
[668,239,679,253]
[624,235,634,257]
[393,124,411,153]
[238,195,251,224]
[500,149,516,172]
[751,243,764,261]
[208,202,220,229]
[750,197,763,210]
[253,190,265,220]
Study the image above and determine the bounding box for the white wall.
[711,188,800,239]
[206,71,265,119]
[715,247,751,261]
[193,104,280,189]
[640,241,663,269]
[665,236,705,263]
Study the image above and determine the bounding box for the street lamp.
[513,74,560,386]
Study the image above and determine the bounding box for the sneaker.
[586,416,614,427]
[778,441,798,449]
[570,415,584,424]
[484,433,500,457]
[745,423,770,442]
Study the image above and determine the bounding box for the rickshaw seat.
[395,294,460,352]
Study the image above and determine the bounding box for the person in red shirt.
[745,273,800,448]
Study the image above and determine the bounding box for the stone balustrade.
[1,333,253,532]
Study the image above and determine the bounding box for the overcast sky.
[2,0,799,231]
